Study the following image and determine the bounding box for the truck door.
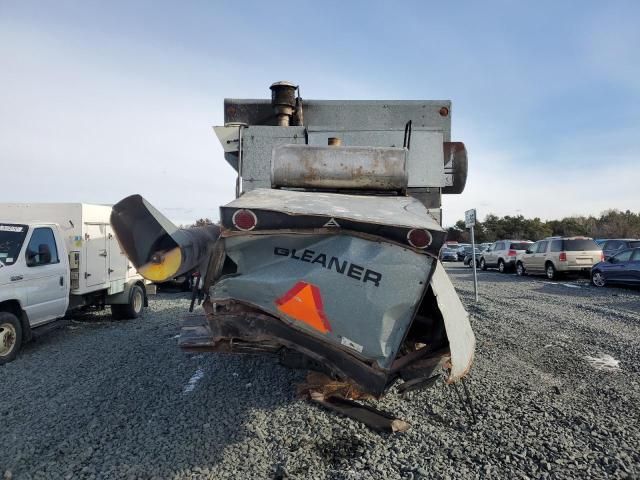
[22,227,69,325]
[107,226,127,280]
[85,224,108,287]
[531,241,549,272]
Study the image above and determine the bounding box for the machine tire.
[0,312,22,365]
[516,262,526,276]
[498,259,506,273]
[111,285,145,320]
[545,263,556,280]
[592,271,606,287]
[480,258,487,271]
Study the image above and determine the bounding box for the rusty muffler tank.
[271,144,408,192]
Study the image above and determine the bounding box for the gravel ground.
[1,266,639,479]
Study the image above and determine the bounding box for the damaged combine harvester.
[110,82,476,432]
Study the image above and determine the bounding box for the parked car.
[440,247,459,262]
[599,239,640,260]
[456,244,471,261]
[591,247,640,288]
[463,247,482,267]
[515,236,603,279]
[480,240,533,273]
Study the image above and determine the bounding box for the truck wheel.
[516,262,526,276]
[545,263,556,280]
[111,285,145,320]
[480,258,487,271]
[498,259,506,273]
[0,312,22,365]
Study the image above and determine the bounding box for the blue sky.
[1,1,638,225]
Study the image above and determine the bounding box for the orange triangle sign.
[275,281,331,333]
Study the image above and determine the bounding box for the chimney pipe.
[270,81,297,127]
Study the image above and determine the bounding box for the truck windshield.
[0,224,28,266]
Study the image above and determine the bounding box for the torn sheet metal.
[430,260,475,382]
[210,233,434,369]
[310,393,410,433]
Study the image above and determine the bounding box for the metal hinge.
[108,268,114,274]
[85,272,91,279]
[99,250,108,257]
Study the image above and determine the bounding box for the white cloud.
[443,145,639,226]
[0,24,384,226]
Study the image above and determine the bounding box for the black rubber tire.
[442,142,468,195]
[111,285,145,320]
[480,258,487,271]
[498,260,506,273]
[0,312,23,365]
[516,262,526,276]
[545,263,556,280]
[591,271,606,287]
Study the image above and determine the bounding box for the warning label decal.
[275,281,332,333]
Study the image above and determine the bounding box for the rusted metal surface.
[270,81,297,127]
[310,394,410,433]
[271,144,408,192]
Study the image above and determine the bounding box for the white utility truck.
[0,203,152,364]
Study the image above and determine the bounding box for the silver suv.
[516,237,603,279]
[479,240,533,273]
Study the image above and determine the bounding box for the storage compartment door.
[84,224,108,287]
[107,226,128,281]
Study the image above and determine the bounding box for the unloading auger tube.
[110,194,220,282]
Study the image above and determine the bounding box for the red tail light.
[559,252,567,261]
[407,229,432,249]
[508,250,517,256]
[232,209,257,231]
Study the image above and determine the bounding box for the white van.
[0,203,153,364]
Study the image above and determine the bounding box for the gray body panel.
[223,188,443,232]
[211,234,433,368]
[224,99,451,140]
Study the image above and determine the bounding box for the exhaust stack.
[110,195,220,282]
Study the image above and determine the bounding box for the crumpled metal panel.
[221,188,444,232]
[430,261,476,382]
[210,234,434,369]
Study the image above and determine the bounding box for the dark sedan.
[599,239,640,260]
[463,247,482,267]
[591,247,640,288]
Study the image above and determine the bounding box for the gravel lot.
[1,265,639,479]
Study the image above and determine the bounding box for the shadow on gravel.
[0,295,304,479]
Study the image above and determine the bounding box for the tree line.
[447,210,640,243]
